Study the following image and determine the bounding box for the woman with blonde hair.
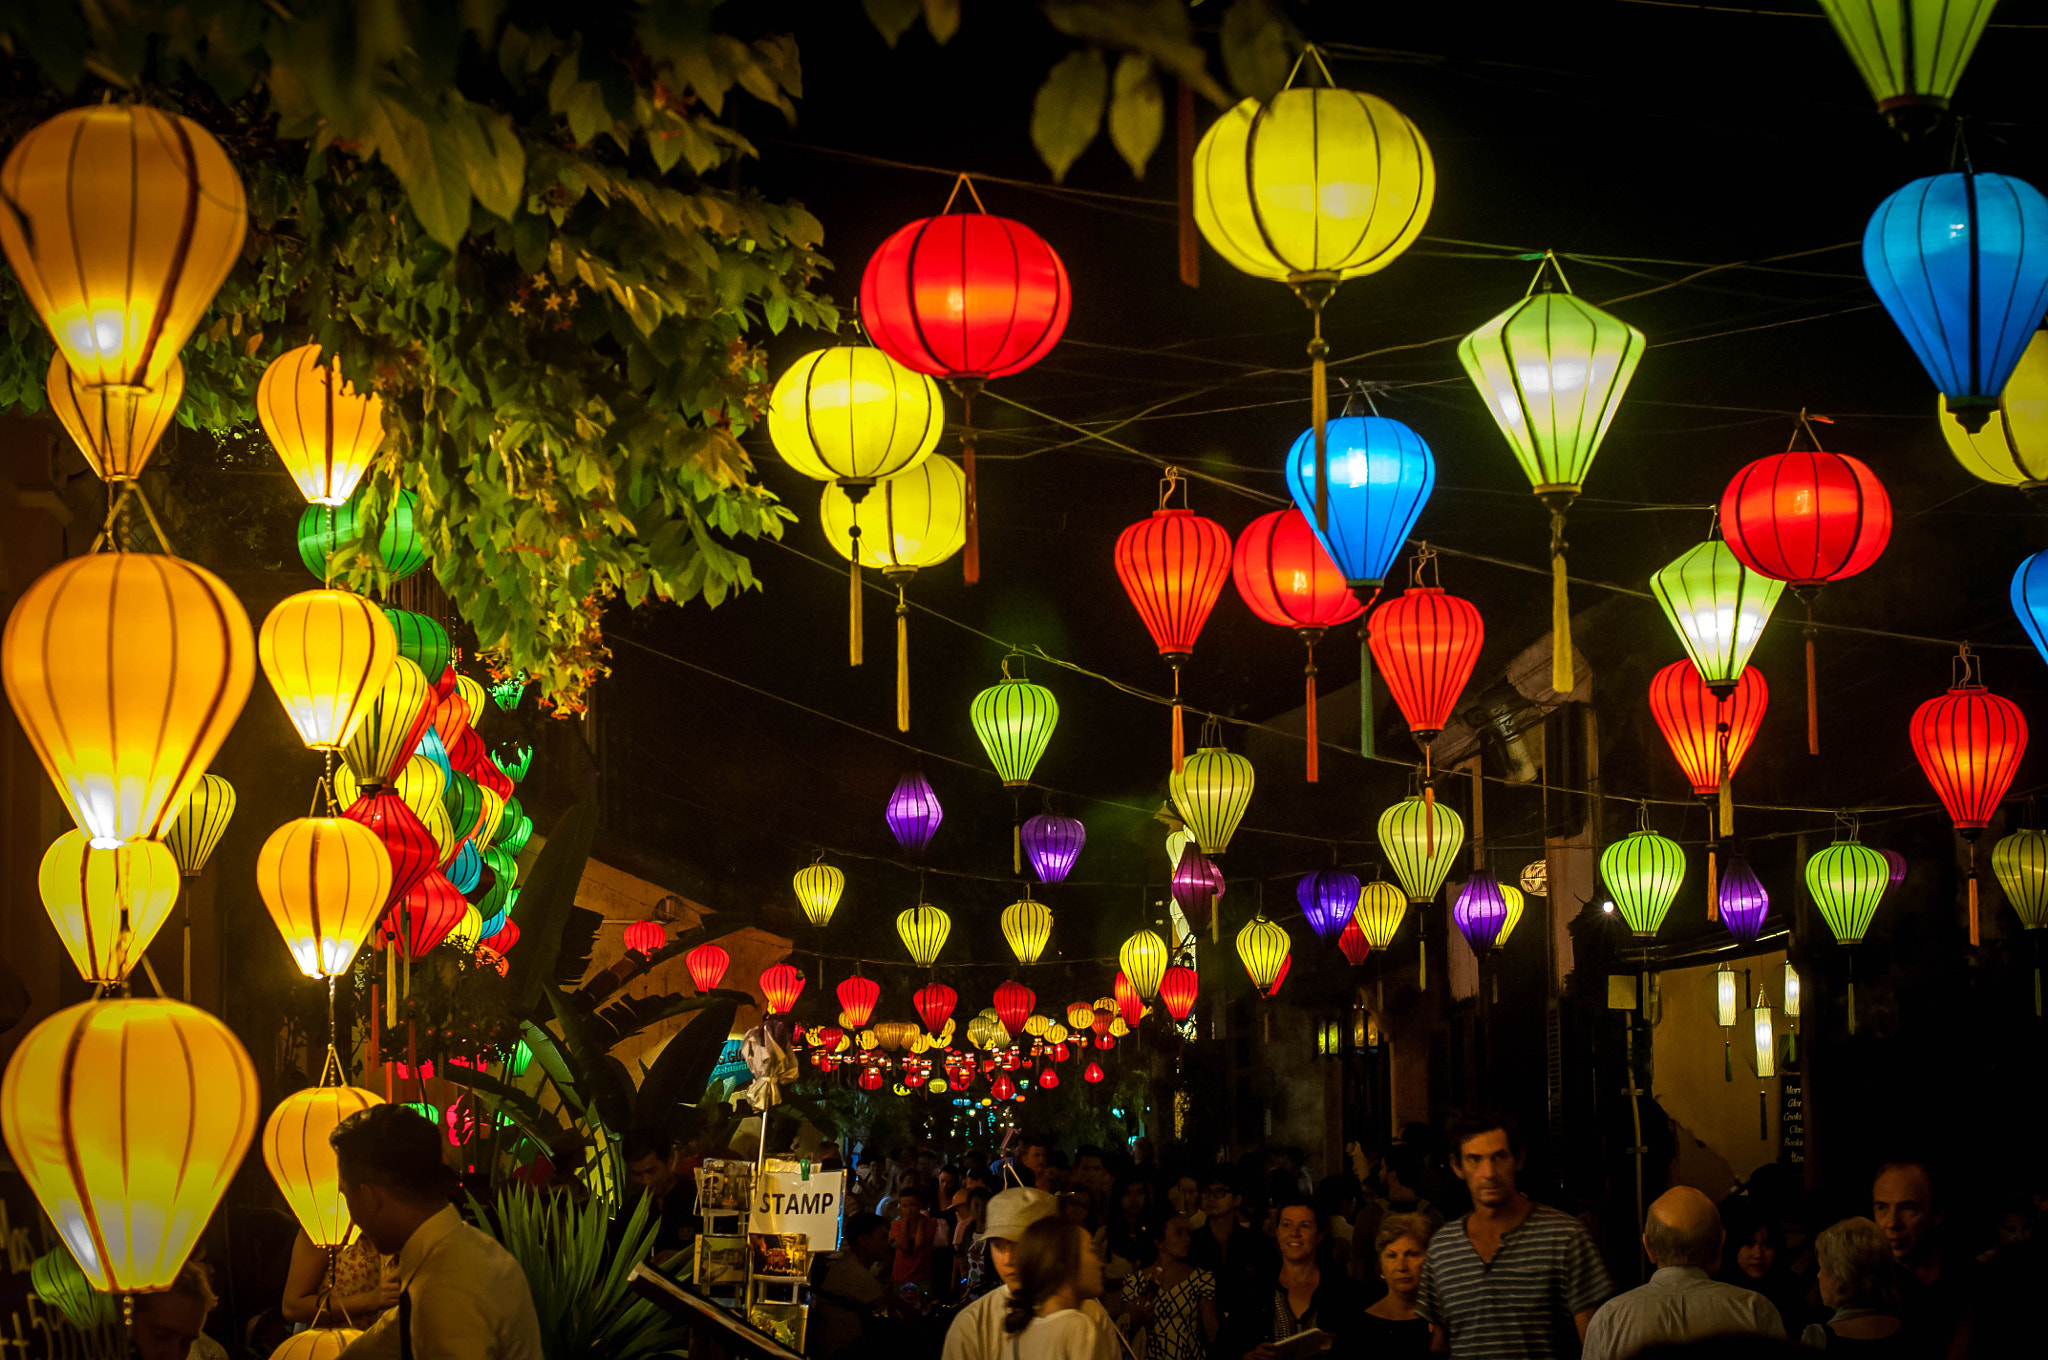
[1002,1215,1112,1360]
[1360,1213,1433,1357]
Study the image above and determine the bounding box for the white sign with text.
[751,1165,845,1251]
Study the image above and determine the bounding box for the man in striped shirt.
[1416,1112,1612,1357]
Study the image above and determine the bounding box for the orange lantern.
[47,353,184,483]
[258,345,386,505]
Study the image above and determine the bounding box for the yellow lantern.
[47,353,184,483]
[447,906,484,953]
[37,832,181,985]
[1165,827,1191,869]
[795,863,847,927]
[394,755,454,858]
[0,106,246,393]
[0,998,258,1292]
[1496,883,1526,947]
[1169,728,1255,855]
[1002,898,1052,964]
[255,818,393,979]
[1023,1013,1052,1038]
[342,656,434,788]
[261,1085,383,1247]
[258,345,387,506]
[1943,330,2048,490]
[164,773,237,878]
[1066,1002,1096,1030]
[1235,916,1292,992]
[1119,930,1169,999]
[1378,796,1466,903]
[1353,880,1408,949]
[896,904,951,965]
[474,784,506,848]
[259,590,399,752]
[268,1330,364,1360]
[2,552,254,847]
[454,674,489,730]
[768,345,944,485]
[1046,1022,1069,1044]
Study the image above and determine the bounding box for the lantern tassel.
[1419,938,1426,991]
[849,544,865,666]
[1303,633,1320,783]
[896,587,911,733]
[1359,627,1376,759]
[1717,726,1734,839]
[1171,663,1185,773]
[1310,307,1330,535]
[961,388,980,585]
[386,939,399,1028]
[1967,843,1980,946]
[1804,609,1820,756]
[1549,510,1573,695]
[1707,845,1719,923]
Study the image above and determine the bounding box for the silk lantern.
[1806,836,1890,946]
[385,870,467,959]
[1719,856,1770,943]
[256,817,393,979]
[259,345,387,505]
[767,345,942,487]
[259,590,399,752]
[1651,540,1785,697]
[37,832,180,985]
[897,905,950,966]
[760,965,805,1015]
[1115,479,1233,769]
[1992,827,2048,1015]
[886,771,944,855]
[993,981,1035,1037]
[1337,917,1371,966]
[47,353,183,484]
[1021,813,1085,884]
[1194,53,1432,537]
[914,983,957,1033]
[383,609,451,691]
[1002,898,1053,964]
[1944,330,2048,490]
[0,998,258,1292]
[297,490,428,584]
[479,919,519,955]
[1911,648,2027,943]
[1379,796,1465,903]
[1234,916,1292,993]
[1452,873,1510,955]
[1459,254,1644,693]
[341,792,437,908]
[2,552,254,846]
[2010,550,2048,672]
[860,179,1071,582]
[1368,557,1484,800]
[261,1085,383,1247]
[1354,880,1409,950]
[1232,506,1368,779]
[1298,869,1362,941]
[1815,0,1996,132]
[820,456,966,728]
[31,1246,119,1331]
[1600,823,1688,938]
[0,106,246,392]
[1112,973,1143,1028]
[1158,967,1199,1022]
[1721,446,1891,752]
[795,862,846,927]
[341,656,435,791]
[1120,930,1169,999]
[971,658,1059,787]
[624,920,665,955]
[1496,883,1526,946]
[165,771,236,884]
[1649,661,1769,798]
[687,944,730,993]
[1172,849,1226,930]
[1865,171,2048,431]
[1169,720,1255,855]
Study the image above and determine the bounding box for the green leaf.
[546,987,634,1135]
[1031,48,1108,183]
[364,93,476,249]
[1220,0,1297,103]
[923,0,962,44]
[861,0,923,47]
[465,106,528,220]
[1107,53,1163,179]
[1042,0,1225,104]
[635,995,742,1134]
[505,798,601,1014]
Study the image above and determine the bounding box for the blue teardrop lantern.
[1864,171,2048,432]
[448,839,484,895]
[2012,551,2048,666]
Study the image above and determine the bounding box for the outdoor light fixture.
[259,345,388,506]
[836,975,879,1028]
[1651,540,1785,695]
[1119,931,1168,1000]
[1496,883,1526,947]
[262,1085,383,1247]
[1021,813,1085,884]
[46,353,184,484]
[1316,1019,1344,1058]
[1170,720,1256,855]
[1946,333,2048,491]
[1158,967,1199,1022]
[1451,873,1510,956]
[1354,881,1408,949]
[1235,916,1291,993]
[896,904,951,966]
[1601,818,1687,938]
[385,871,467,959]
[1806,833,1890,946]
[1114,481,1233,770]
[970,657,1059,788]
[37,832,181,985]
[258,590,399,752]
[164,773,237,878]
[1910,647,2027,944]
[766,344,943,487]
[1297,869,1363,942]
[623,920,665,955]
[1231,505,1368,779]
[1001,898,1052,964]
[794,862,846,927]
[1752,990,1776,1080]
[1369,558,1485,757]
[884,771,945,856]
[760,965,805,1015]
[1378,797,1465,903]
[254,817,393,980]
[1719,857,1771,944]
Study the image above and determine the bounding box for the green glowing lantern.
[1805,837,1890,945]
[500,814,534,856]
[297,489,427,582]
[794,862,846,927]
[489,674,527,712]
[505,1039,533,1077]
[1235,916,1291,992]
[492,797,524,847]
[441,769,484,845]
[1600,824,1687,938]
[1814,0,1995,133]
[1377,795,1464,903]
[970,658,1059,787]
[32,1246,119,1330]
[1169,718,1255,855]
[403,1102,440,1124]
[384,607,452,685]
[1649,539,1785,695]
[499,743,533,782]
[1993,828,2048,929]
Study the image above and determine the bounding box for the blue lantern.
[1864,171,2048,431]
[2012,551,2048,666]
[477,907,508,939]
[1284,415,1435,602]
[448,839,483,895]
[419,723,454,782]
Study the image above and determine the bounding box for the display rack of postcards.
[744,1155,846,1353]
[693,1158,754,1305]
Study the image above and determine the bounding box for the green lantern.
[442,769,484,844]
[1354,880,1408,949]
[970,658,1059,787]
[1805,838,1890,945]
[1993,828,2048,929]
[32,1246,119,1330]
[384,606,452,684]
[298,489,428,582]
[500,814,534,856]
[1600,825,1687,938]
[1170,718,1256,855]
[1815,1,1996,132]
[403,1102,440,1124]
[491,796,525,846]
[1649,539,1785,695]
[489,673,528,712]
[1377,795,1464,903]
[499,743,534,782]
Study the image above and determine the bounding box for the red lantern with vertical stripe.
[914,983,957,1033]
[837,975,880,1028]
[1115,485,1233,770]
[686,943,729,992]
[993,980,1034,1037]
[1232,507,1368,781]
[1337,917,1371,966]
[1649,661,1769,797]
[343,791,438,910]
[1368,573,1483,751]
[383,870,466,959]
[1113,972,1144,1027]
[1911,649,2028,945]
[760,964,805,1015]
[1158,966,1199,1022]
[623,919,665,956]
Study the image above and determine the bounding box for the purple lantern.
[885,772,943,854]
[1719,856,1769,942]
[1021,813,1086,884]
[1171,848,1225,927]
[1297,869,1362,941]
[1451,873,1509,954]
[1879,848,1907,892]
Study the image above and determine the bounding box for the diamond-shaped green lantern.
[32,1247,118,1331]
[970,658,1059,787]
[298,488,428,583]
[384,606,452,685]
[1993,828,2048,929]
[504,1039,533,1077]
[1377,795,1464,903]
[1805,838,1890,945]
[1649,539,1785,696]
[1170,717,1255,855]
[1600,824,1687,938]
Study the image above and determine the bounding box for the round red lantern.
[1083,1061,1106,1084]
[1649,661,1768,797]
[1337,918,1371,966]
[837,974,880,1028]
[1051,1042,1070,1063]
[1037,1066,1059,1090]
[623,919,665,956]
[1911,648,2028,945]
[914,982,957,1033]
[991,1073,1017,1101]
[1367,555,1483,754]
[1232,507,1367,780]
[1115,478,1233,769]
[858,1067,886,1091]
[993,980,1035,1037]
[480,919,520,955]
[685,943,729,993]
[1094,1033,1115,1051]
[760,964,805,1015]
[1158,966,1199,1022]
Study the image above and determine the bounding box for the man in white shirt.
[1581,1186,1785,1360]
[941,1188,1119,1360]
[332,1105,544,1360]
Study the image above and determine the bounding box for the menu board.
[1779,1074,1805,1166]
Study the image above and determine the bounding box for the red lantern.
[1158,966,1199,1022]
[447,726,487,779]
[838,975,880,1028]
[480,919,520,954]
[343,791,438,909]
[1091,1006,1113,1036]
[1051,1042,1070,1063]
[1721,447,1892,755]
[1037,1066,1059,1090]
[860,191,1070,583]
[1232,507,1367,780]
[914,982,957,1033]
[760,964,805,1015]
[1113,972,1143,1028]
[1911,649,2028,945]
[1083,1061,1105,1084]
[1649,661,1768,797]
[1094,1033,1115,1050]
[473,758,513,803]
[384,870,467,959]
[686,943,729,992]
[1114,483,1233,770]
[1337,918,1371,967]
[990,1072,1016,1101]
[1367,571,1484,753]
[993,980,1034,1037]
[623,919,666,956]
[858,1067,886,1091]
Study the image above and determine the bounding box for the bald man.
[1580,1188,1785,1360]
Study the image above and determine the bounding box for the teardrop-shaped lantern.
[1021,814,1085,885]
[441,770,485,848]
[36,833,181,985]
[1119,931,1168,999]
[258,345,387,505]
[164,773,236,877]
[1282,417,1435,600]
[914,983,957,1033]
[1815,0,1996,131]
[1600,826,1688,939]
[1169,723,1255,856]
[1496,884,1526,946]
[1378,797,1465,903]
[1113,973,1143,1028]
[341,791,438,910]
[2,553,254,847]
[1992,829,2048,929]
[1171,848,1226,928]
[971,658,1059,787]
[1337,917,1371,965]
[2010,550,2048,670]
[383,609,452,689]
[1354,880,1409,949]
[1805,838,1890,946]
[1001,899,1053,964]
[259,590,399,752]
[384,870,467,959]
[261,1085,383,1247]
[1368,566,1484,751]
[31,1246,119,1331]
[1234,916,1292,992]
[760,964,805,1015]
[1297,869,1362,942]
[1451,873,1510,955]
[896,904,951,966]
[1719,856,1770,943]
[0,998,258,1291]
[794,863,846,927]
[686,943,730,992]
[47,353,184,483]
[256,817,393,979]
[1650,540,1785,695]
[1114,485,1234,768]
[1232,505,1370,780]
[1945,331,2048,490]
[993,980,1035,1036]
[768,345,944,486]
[0,106,247,392]
[1158,966,1199,1021]
[1648,661,1769,796]
[339,656,434,791]
[885,772,944,855]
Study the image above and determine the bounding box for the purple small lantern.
[1171,848,1225,927]
[1297,869,1361,941]
[885,772,943,855]
[1021,813,1086,884]
[1879,848,1907,893]
[1719,856,1769,942]
[1451,873,1509,954]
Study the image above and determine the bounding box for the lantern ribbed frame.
[472,786,506,851]
[1083,1061,1106,1084]
[1021,814,1085,884]
[1171,849,1226,923]
[1236,917,1292,991]
[885,772,944,854]
[1721,450,1893,587]
[259,589,399,752]
[1281,417,1435,593]
[1354,881,1408,949]
[261,1085,383,1247]
[1298,869,1363,942]
[1170,745,1256,855]
[1946,331,2048,488]
[1910,682,2027,829]
[1001,899,1053,964]
[31,1246,119,1331]
[430,686,471,750]
[1368,586,1485,742]
[768,345,943,483]
[1158,966,1199,1021]
[0,106,246,393]
[0,998,258,1292]
[393,756,454,862]
[1114,507,1233,659]
[1497,883,1526,946]
[1650,541,1786,693]
[687,943,730,992]
[760,964,805,1015]
[1231,507,1367,629]
[1192,88,1433,283]
[1,552,254,847]
[1113,972,1143,1027]
[47,353,183,483]
[1805,840,1890,945]
[1648,660,1769,795]
[971,673,1060,787]
[914,983,957,1033]
[859,214,1070,380]
[819,455,967,573]
[994,980,1035,1036]
[36,832,180,985]
[1377,797,1466,903]
[1720,857,1771,942]
[1337,916,1372,965]
[164,772,236,877]
[255,817,393,979]
[384,870,466,959]
[340,791,437,909]
[623,920,666,955]
[1600,829,1687,938]
[1451,873,1510,954]
[297,490,428,583]
[2011,551,2048,668]
[1992,829,2048,928]
[1119,931,1169,999]
[1458,289,1645,495]
[897,905,950,965]
[341,656,434,788]
[1815,0,1995,115]
[795,864,846,927]
[258,345,386,506]
[454,674,488,731]
[383,609,451,690]
[440,770,485,849]
[271,1328,364,1360]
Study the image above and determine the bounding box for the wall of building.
[1650,950,1790,1199]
